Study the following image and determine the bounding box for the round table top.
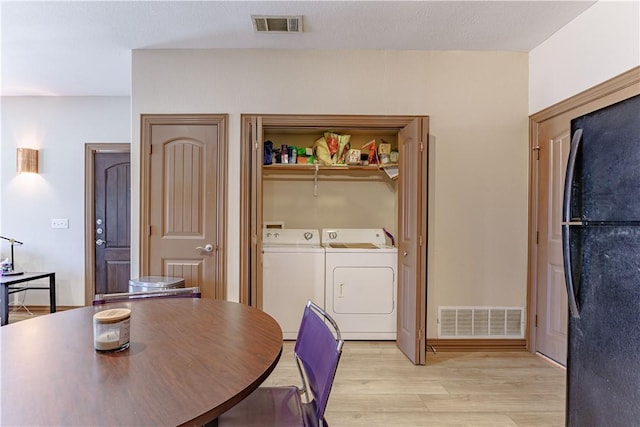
[0,298,283,426]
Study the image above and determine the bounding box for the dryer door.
[332,266,395,314]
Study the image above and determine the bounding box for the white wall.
[132,49,530,337]
[0,97,130,306]
[529,0,640,113]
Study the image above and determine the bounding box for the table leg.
[1,284,8,326]
[50,273,56,313]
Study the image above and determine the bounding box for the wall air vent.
[252,15,303,33]
[438,306,524,338]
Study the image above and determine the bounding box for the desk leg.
[1,285,8,326]
[50,273,57,314]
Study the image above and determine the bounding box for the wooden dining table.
[0,298,283,426]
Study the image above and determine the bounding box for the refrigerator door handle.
[562,224,580,318]
[563,129,583,223]
[562,128,583,319]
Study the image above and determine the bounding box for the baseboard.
[427,338,527,352]
[9,305,77,315]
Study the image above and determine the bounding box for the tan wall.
[131,49,529,337]
[263,173,397,235]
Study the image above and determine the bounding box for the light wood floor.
[264,341,566,427]
[8,312,566,426]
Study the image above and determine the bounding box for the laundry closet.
[240,115,428,359]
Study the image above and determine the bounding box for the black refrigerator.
[562,94,640,426]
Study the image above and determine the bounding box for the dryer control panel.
[321,228,387,246]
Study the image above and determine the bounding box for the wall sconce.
[17,148,39,173]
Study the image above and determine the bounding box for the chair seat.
[217,301,341,427]
[218,386,319,427]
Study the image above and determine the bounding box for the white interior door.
[535,125,570,365]
[396,117,428,365]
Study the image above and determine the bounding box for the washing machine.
[322,228,397,340]
[262,228,325,339]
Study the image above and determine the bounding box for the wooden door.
[396,117,428,365]
[94,152,131,294]
[239,117,254,305]
[85,144,131,304]
[529,67,639,363]
[140,115,227,300]
[250,117,263,309]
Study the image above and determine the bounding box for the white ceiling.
[1,0,597,97]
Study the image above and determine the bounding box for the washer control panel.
[263,228,320,245]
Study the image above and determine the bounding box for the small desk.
[0,271,56,326]
[0,298,283,426]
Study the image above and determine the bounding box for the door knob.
[196,244,214,253]
[96,239,109,246]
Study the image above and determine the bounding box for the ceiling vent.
[252,15,303,33]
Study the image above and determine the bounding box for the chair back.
[92,287,201,305]
[294,300,344,423]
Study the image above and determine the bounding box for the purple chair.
[92,287,201,305]
[218,300,344,427]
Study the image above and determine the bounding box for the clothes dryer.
[322,228,397,340]
[262,229,325,339]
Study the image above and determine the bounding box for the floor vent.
[438,306,524,338]
[252,15,303,33]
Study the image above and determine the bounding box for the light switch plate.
[51,218,69,229]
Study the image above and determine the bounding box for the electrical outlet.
[51,218,69,229]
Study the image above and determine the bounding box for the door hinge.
[418,328,423,342]
[420,141,424,152]
[254,141,259,151]
[535,314,538,327]
[149,144,152,155]
[536,231,539,244]
[419,235,422,247]
[148,225,152,236]
[533,145,540,160]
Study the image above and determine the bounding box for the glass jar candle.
[93,308,131,352]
